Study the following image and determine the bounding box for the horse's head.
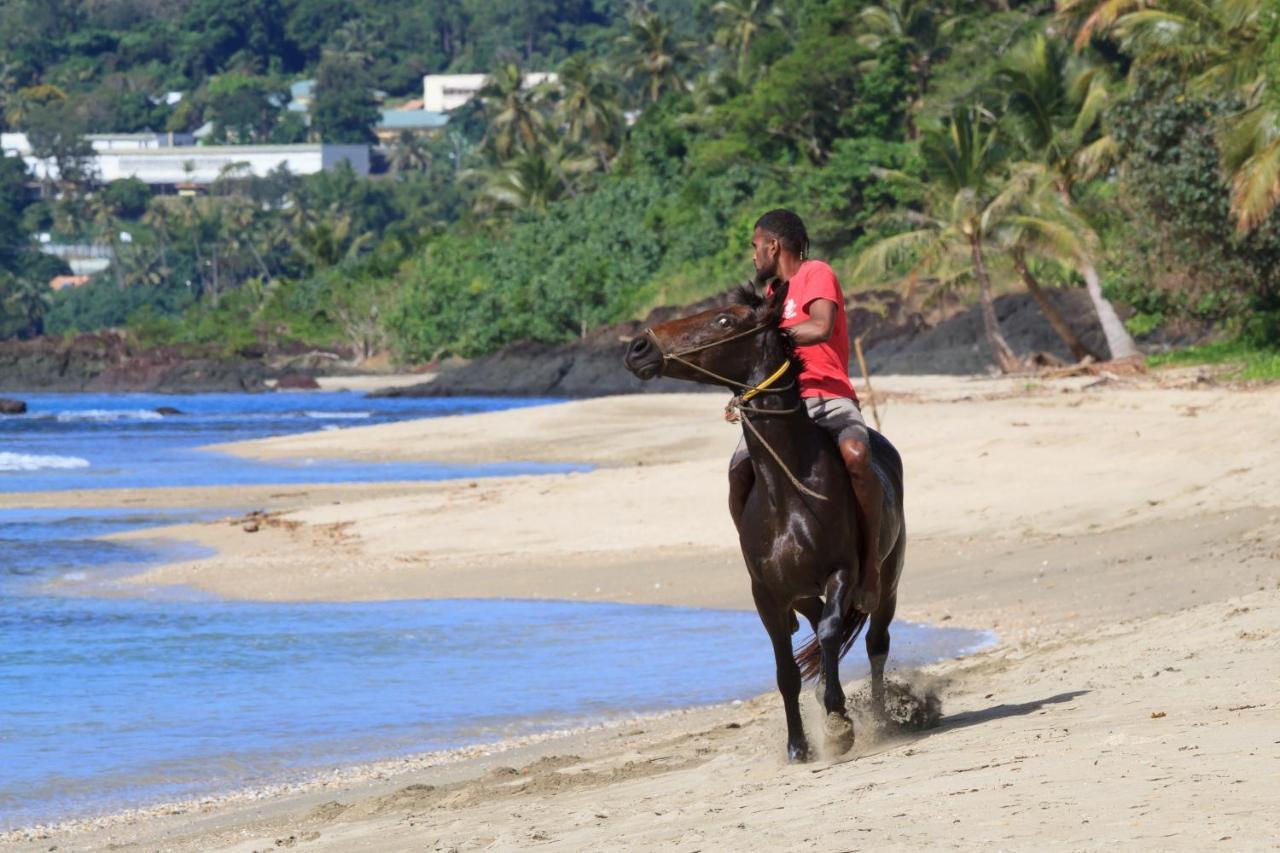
[624,280,791,388]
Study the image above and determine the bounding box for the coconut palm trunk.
[970,235,1021,373]
[1079,259,1140,360]
[1045,183,1140,361]
[1011,249,1101,362]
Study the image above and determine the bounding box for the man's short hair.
[755,209,809,258]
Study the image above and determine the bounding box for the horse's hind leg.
[818,567,856,752]
[752,582,809,763]
[866,542,903,716]
[866,592,896,716]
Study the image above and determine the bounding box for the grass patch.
[1148,340,1280,381]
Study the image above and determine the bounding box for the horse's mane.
[731,283,764,309]
[730,282,802,369]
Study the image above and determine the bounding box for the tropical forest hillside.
[0,0,1277,373]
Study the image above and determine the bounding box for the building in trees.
[423,72,556,113]
[2,133,368,190]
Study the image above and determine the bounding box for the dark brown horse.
[623,281,906,761]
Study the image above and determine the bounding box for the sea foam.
[0,452,91,472]
[303,411,372,420]
[54,409,164,423]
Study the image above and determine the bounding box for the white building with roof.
[422,72,556,113]
[2,133,368,187]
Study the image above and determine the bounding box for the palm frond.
[869,167,930,198]
[852,228,940,281]
[1072,134,1119,181]
[1230,134,1280,231]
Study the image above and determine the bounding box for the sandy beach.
[4,372,1279,851]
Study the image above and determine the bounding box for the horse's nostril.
[630,336,650,356]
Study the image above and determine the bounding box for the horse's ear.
[760,278,790,326]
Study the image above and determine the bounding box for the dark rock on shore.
[0,397,26,414]
[374,294,740,399]
[379,288,1111,399]
[0,333,277,393]
[275,373,322,390]
[864,289,1110,375]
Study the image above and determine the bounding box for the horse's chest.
[740,515,834,589]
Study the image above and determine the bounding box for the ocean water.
[0,391,588,491]
[0,393,994,830]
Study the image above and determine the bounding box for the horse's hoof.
[787,743,811,763]
[824,711,855,753]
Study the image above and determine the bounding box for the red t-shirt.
[768,260,856,401]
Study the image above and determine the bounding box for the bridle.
[642,322,794,400]
[641,322,829,502]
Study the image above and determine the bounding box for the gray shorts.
[731,396,868,465]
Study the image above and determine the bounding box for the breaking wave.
[54,410,164,423]
[0,452,91,472]
[303,411,372,420]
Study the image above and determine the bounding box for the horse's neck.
[741,354,813,495]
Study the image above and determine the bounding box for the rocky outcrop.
[276,373,322,390]
[0,397,26,414]
[378,288,1111,398]
[0,333,276,393]
[863,288,1109,375]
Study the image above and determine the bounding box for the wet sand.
[3,373,1279,850]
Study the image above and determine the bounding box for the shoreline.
[11,510,999,841]
[0,696,755,841]
[4,376,1279,850]
[3,616,1001,841]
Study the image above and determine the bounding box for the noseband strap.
[642,324,795,397]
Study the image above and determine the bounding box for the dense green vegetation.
[0,0,1277,372]
[1148,340,1280,381]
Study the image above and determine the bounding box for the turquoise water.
[0,393,993,830]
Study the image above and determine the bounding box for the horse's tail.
[794,608,869,682]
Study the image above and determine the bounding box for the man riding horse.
[731,209,884,613]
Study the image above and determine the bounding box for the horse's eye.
[715,316,732,328]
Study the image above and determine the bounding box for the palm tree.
[993,33,1141,359]
[471,145,596,214]
[678,65,747,134]
[711,0,782,78]
[555,55,624,170]
[617,8,692,104]
[855,107,1022,373]
[989,166,1107,361]
[1057,0,1280,231]
[857,0,959,139]
[0,271,51,339]
[388,131,433,174]
[217,193,274,284]
[477,61,549,161]
[292,207,373,271]
[321,19,382,71]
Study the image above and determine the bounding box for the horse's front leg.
[751,581,809,763]
[818,566,856,753]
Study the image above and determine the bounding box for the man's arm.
[786,298,837,345]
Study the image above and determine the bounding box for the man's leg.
[839,436,884,613]
[728,437,754,527]
[808,398,883,613]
